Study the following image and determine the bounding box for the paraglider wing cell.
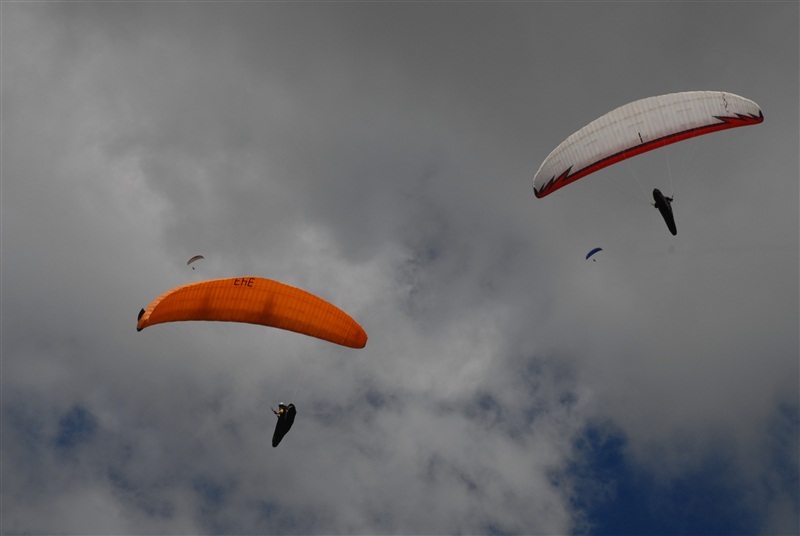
[533,91,763,198]
[136,276,368,348]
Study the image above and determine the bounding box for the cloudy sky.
[2,2,798,535]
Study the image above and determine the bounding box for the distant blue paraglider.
[586,247,603,262]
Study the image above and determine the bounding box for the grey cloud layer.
[3,3,797,534]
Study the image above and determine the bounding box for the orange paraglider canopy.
[137,276,367,349]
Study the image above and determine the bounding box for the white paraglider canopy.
[533,91,763,199]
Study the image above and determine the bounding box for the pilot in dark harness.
[652,188,677,236]
[271,403,297,448]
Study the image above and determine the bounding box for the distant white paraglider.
[187,255,204,270]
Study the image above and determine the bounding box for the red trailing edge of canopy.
[534,111,763,199]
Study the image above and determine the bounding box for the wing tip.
[351,331,368,349]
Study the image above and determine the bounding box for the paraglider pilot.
[652,188,677,236]
[271,403,297,448]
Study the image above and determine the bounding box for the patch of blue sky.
[568,424,762,535]
[54,405,98,450]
